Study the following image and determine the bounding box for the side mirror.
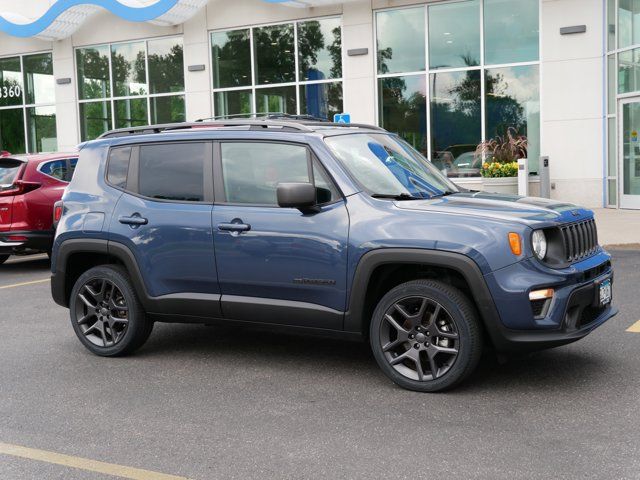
[277,182,316,209]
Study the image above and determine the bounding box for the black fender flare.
[343,248,503,342]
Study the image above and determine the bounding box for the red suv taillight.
[0,180,41,197]
[53,200,64,227]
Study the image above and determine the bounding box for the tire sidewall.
[370,281,480,392]
[69,265,144,357]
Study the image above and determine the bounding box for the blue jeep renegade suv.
[51,119,617,392]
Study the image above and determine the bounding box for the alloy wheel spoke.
[428,354,439,379]
[78,293,96,310]
[382,337,406,352]
[415,354,426,381]
[389,348,417,366]
[429,304,442,325]
[433,345,458,356]
[384,314,409,335]
[77,313,95,325]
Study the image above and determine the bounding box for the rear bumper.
[0,230,54,254]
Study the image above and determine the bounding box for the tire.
[0,254,9,265]
[370,279,482,392]
[69,265,153,357]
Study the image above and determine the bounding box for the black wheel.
[0,254,9,265]
[370,280,482,392]
[69,265,153,356]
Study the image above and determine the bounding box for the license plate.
[598,279,612,307]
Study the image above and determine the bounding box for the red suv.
[0,153,78,264]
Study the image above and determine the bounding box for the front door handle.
[119,215,148,226]
[218,221,251,232]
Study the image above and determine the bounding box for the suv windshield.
[324,133,459,199]
[0,159,22,189]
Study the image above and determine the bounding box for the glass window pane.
[115,98,148,128]
[428,0,480,70]
[0,57,24,107]
[376,8,425,74]
[150,95,185,124]
[40,160,68,181]
[214,90,252,118]
[107,147,131,189]
[313,160,339,204]
[221,142,309,205]
[485,65,540,172]
[299,82,343,121]
[608,54,617,114]
[256,86,296,115]
[254,24,295,84]
[619,0,640,48]
[139,143,205,202]
[378,75,427,157]
[79,101,112,141]
[148,37,184,94]
[26,106,57,153]
[111,42,147,97]
[484,0,539,65]
[23,53,54,105]
[608,0,616,51]
[0,108,26,154]
[619,47,640,94]
[608,117,617,177]
[211,29,251,88]
[430,70,481,178]
[298,17,342,81]
[76,46,111,100]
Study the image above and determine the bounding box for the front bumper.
[0,230,54,254]
[483,250,618,353]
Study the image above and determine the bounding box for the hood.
[394,191,593,227]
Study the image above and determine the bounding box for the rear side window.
[0,159,22,187]
[221,142,309,205]
[40,160,68,181]
[68,158,78,181]
[138,143,206,202]
[107,147,132,189]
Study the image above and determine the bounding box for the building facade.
[0,0,636,209]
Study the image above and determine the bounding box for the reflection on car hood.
[393,191,593,226]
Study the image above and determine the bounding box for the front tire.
[69,265,153,357]
[370,280,482,392]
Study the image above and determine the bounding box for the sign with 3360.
[0,85,22,99]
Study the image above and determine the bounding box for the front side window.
[138,143,205,202]
[221,142,309,205]
[325,133,458,198]
[211,17,343,121]
[0,52,56,154]
[77,37,185,141]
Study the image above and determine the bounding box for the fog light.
[529,288,554,301]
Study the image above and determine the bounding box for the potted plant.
[475,128,527,194]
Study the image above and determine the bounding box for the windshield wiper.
[430,190,458,198]
[371,193,424,200]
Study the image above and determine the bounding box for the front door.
[212,141,349,330]
[620,98,640,209]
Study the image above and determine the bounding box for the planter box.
[481,176,518,195]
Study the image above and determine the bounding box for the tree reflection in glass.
[254,24,295,84]
[298,18,342,81]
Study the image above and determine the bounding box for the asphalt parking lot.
[1,251,639,480]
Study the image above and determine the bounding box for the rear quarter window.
[0,159,22,188]
[106,147,132,189]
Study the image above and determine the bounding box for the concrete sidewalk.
[593,209,640,247]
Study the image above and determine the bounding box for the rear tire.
[69,265,153,357]
[370,279,482,392]
[0,255,9,265]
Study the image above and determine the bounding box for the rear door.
[0,158,24,231]
[108,141,219,315]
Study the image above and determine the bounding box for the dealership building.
[0,0,637,209]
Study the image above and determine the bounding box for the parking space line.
[0,278,49,290]
[0,442,192,480]
[627,320,640,333]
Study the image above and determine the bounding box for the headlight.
[532,230,547,260]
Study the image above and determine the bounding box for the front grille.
[559,219,598,263]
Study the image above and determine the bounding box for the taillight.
[0,180,41,197]
[53,201,64,227]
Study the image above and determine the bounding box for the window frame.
[213,139,343,208]
[105,141,214,204]
[0,50,57,154]
[209,15,344,120]
[373,0,542,179]
[75,35,187,141]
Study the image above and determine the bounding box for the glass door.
[619,98,640,209]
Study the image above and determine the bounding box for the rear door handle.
[119,215,148,226]
[218,222,251,232]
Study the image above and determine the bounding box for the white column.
[183,6,212,122]
[52,37,80,151]
[342,0,376,124]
